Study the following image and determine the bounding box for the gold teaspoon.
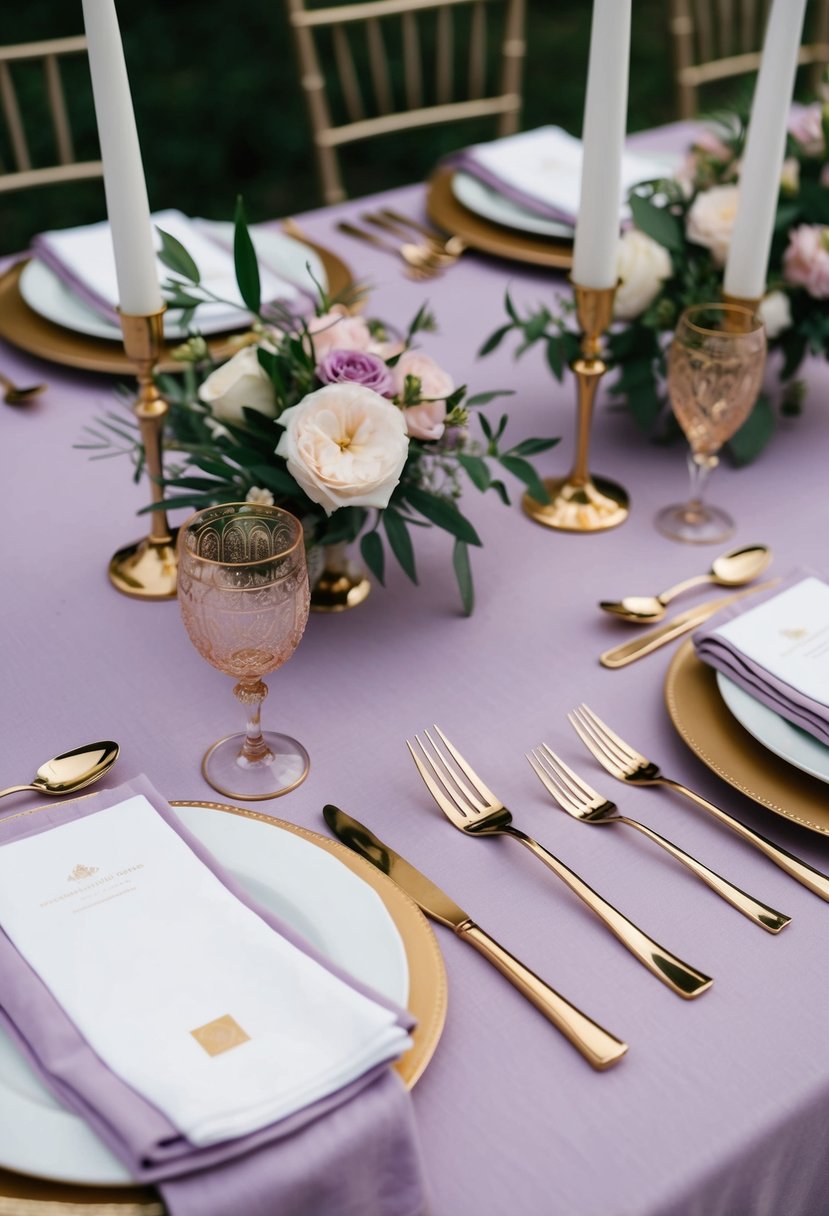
[600,544,772,624]
[0,741,120,800]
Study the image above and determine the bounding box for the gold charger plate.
[0,800,446,1215]
[665,640,829,835]
[0,236,353,377]
[425,165,573,270]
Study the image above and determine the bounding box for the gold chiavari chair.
[284,0,526,205]
[670,0,829,120]
[0,35,102,194]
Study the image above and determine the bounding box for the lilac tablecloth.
[4,127,829,1215]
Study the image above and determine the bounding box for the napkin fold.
[452,125,676,224]
[0,777,427,1216]
[694,572,829,748]
[32,210,301,333]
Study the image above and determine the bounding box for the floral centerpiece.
[86,204,556,614]
[484,101,829,465]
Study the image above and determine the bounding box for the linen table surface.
[3,133,829,1215]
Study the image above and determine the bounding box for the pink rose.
[305,306,372,360]
[685,185,740,266]
[790,104,825,156]
[393,350,454,441]
[783,224,829,298]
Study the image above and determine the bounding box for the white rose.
[275,383,409,515]
[685,184,740,266]
[613,229,673,320]
[198,345,277,424]
[758,290,793,339]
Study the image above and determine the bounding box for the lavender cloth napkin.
[693,571,829,748]
[0,776,427,1216]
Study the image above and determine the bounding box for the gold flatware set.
[336,211,464,279]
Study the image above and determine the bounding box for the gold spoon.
[0,371,46,405]
[600,544,772,624]
[0,741,120,800]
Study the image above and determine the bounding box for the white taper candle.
[724,0,808,301]
[571,0,632,289]
[81,0,162,315]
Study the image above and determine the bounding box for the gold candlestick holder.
[522,281,629,533]
[108,307,178,599]
[722,291,763,332]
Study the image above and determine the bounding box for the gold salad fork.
[570,705,829,901]
[407,726,713,999]
[360,210,466,266]
[527,745,790,933]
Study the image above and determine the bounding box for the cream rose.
[393,350,454,440]
[198,345,277,424]
[685,184,740,266]
[275,383,409,515]
[305,306,372,360]
[613,229,673,320]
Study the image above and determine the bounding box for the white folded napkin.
[0,793,411,1147]
[457,125,678,223]
[32,209,300,334]
[694,575,829,747]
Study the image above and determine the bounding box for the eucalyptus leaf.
[404,486,482,545]
[360,530,385,585]
[383,509,418,583]
[233,197,261,314]
[156,227,201,284]
[452,539,474,617]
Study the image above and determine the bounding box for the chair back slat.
[402,11,423,109]
[435,5,453,104]
[286,0,525,203]
[693,0,714,62]
[333,24,365,121]
[44,54,75,164]
[366,18,393,114]
[468,2,487,99]
[0,61,31,172]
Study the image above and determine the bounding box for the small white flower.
[613,229,673,320]
[758,290,793,339]
[245,486,275,506]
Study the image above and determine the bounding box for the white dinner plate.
[18,223,327,343]
[451,170,576,239]
[716,672,829,785]
[0,803,407,1186]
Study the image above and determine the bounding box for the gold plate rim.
[425,165,573,270]
[664,639,829,835]
[0,237,353,377]
[0,799,447,1213]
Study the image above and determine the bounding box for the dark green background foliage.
[1,1,680,254]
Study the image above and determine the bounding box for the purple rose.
[316,348,395,397]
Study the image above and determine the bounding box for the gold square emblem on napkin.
[191,1014,251,1057]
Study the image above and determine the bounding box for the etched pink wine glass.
[177,503,310,800]
[656,303,767,544]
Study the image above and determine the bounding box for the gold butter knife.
[599,578,781,669]
[323,805,628,1070]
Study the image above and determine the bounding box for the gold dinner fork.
[570,704,829,901]
[360,210,465,266]
[407,726,713,999]
[527,744,790,933]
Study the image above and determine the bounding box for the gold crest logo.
[68,863,99,882]
[781,628,808,640]
[191,1014,251,1057]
